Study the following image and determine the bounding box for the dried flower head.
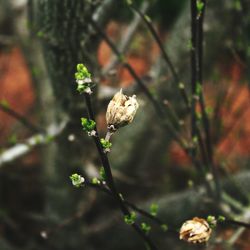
[179,217,212,244]
[106,89,139,130]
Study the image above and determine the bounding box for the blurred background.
[0,0,250,249]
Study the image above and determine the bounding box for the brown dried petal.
[106,89,139,129]
[179,217,212,244]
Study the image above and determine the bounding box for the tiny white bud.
[106,89,139,129]
[87,130,97,137]
[84,86,93,94]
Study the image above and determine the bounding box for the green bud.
[76,63,91,79]
[161,224,168,232]
[91,177,101,185]
[124,212,136,225]
[205,106,214,116]
[99,167,106,181]
[70,173,85,187]
[195,83,202,95]
[196,0,204,13]
[81,118,96,132]
[218,215,225,222]
[100,138,112,149]
[144,15,152,23]
[150,203,159,217]
[141,222,151,234]
[192,136,198,144]
[126,0,133,5]
[207,215,217,228]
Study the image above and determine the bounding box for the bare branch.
[0,121,67,167]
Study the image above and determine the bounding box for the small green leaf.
[187,39,193,50]
[124,212,136,225]
[99,167,106,181]
[218,215,225,222]
[36,31,44,38]
[91,177,100,185]
[207,215,217,228]
[161,224,168,232]
[195,83,202,95]
[126,0,133,5]
[192,136,198,144]
[196,0,204,13]
[141,222,151,234]
[150,203,159,217]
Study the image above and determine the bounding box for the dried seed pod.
[106,89,139,130]
[179,217,212,244]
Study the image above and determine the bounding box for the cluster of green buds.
[70,173,85,188]
[81,118,96,137]
[100,138,112,153]
[75,64,92,94]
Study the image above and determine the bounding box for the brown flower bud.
[179,217,212,244]
[106,89,139,129]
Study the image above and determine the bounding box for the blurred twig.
[102,0,150,76]
[127,2,190,110]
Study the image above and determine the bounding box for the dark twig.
[190,0,198,159]
[223,219,250,229]
[85,180,166,228]
[83,93,158,250]
[197,0,221,200]
[128,3,190,109]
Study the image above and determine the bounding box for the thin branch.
[85,180,167,228]
[83,93,158,250]
[190,0,198,159]
[198,0,221,200]
[102,1,149,75]
[128,3,190,110]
